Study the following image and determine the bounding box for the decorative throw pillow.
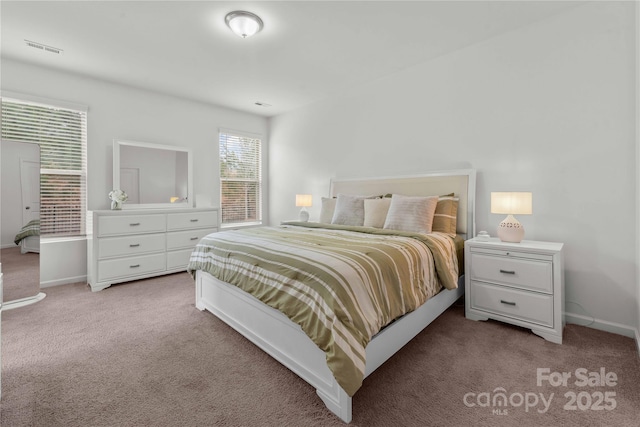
[331,194,367,226]
[364,198,392,228]
[383,194,439,234]
[319,197,337,224]
[432,196,459,234]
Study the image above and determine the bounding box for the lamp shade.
[491,192,532,243]
[295,194,313,207]
[491,192,533,215]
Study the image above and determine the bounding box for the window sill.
[221,222,262,230]
[40,235,87,244]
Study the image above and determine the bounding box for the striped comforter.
[14,219,40,245]
[187,222,459,396]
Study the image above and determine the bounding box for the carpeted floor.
[0,247,40,303]
[1,272,639,426]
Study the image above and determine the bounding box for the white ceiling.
[1,1,580,117]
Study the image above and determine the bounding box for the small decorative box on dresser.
[88,208,218,292]
[465,237,565,344]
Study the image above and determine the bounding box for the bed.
[188,169,476,422]
[13,219,40,254]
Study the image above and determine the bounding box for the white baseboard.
[636,329,640,358]
[565,311,637,339]
[40,275,87,288]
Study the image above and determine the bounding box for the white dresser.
[88,208,218,291]
[465,237,565,344]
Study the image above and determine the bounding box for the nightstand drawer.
[469,253,552,293]
[470,281,553,327]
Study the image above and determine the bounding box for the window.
[219,130,262,227]
[1,97,87,236]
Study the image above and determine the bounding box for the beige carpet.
[1,272,639,426]
[0,247,40,303]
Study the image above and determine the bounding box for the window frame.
[219,128,263,228]
[1,91,88,237]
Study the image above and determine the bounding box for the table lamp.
[490,192,532,243]
[296,194,312,222]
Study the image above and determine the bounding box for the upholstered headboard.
[329,169,476,239]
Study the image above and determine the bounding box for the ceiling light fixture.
[225,11,263,38]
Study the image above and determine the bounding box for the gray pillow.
[383,194,439,234]
[331,194,367,226]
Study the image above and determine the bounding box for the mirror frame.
[113,139,193,209]
[1,138,45,309]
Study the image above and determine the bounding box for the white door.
[20,158,40,224]
[120,168,140,204]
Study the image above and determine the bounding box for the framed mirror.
[113,139,193,209]
[1,139,45,309]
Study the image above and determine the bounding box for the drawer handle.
[500,299,516,306]
[190,219,199,222]
[129,223,141,226]
[130,264,140,268]
[499,269,516,275]
[190,237,199,241]
[129,244,140,248]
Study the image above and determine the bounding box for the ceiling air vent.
[24,39,63,55]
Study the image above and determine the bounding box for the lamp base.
[299,207,309,222]
[497,214,525,243]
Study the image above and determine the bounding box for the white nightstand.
[465,237,565,344]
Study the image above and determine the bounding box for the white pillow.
[364,198,392,228]
[319,197,337,224]
[331,194,367,226]
[383,194,439,234]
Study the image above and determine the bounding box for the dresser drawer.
[470,281,553,327]
[98,234,165,259]
[98,214,166,237]
[167,248,194,270]
[469,253,553,293]
[167,211,218,231]
[98,253,166,282]
[167,228,217,250]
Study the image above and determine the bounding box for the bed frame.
[195,169,476,422]
[20,235,40,254]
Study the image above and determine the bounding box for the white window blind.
[219,130,262,226]
[1,99,87,236]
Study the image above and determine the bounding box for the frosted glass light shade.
[491,192,532,215]
[225,11,264,38]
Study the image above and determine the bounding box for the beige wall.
[1,59,268,285]
[269,2,638,335]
